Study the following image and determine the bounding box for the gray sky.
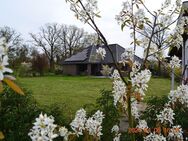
[0,0,184,57]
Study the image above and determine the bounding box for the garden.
[1,0,188,141]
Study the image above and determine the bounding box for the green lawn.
[18,76,112,114]
[17,76,177,114]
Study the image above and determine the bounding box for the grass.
[17,76,178,114]
[18,76,112,115]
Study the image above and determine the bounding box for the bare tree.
[81,32,101,48]
[59,25,84,57]
[30,23,101,70]
[0,26,23,64]
[30,23,61,72]
[59,25,100,60]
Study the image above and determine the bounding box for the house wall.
[62,64,77,75]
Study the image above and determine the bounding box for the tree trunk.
[49,59,55,73]
[158,60,161,76]
[69,47,72,57]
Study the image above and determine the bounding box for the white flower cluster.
[171,16,187,49]
[140,37,160,59]
[134,9,145,27]
[85,110,104,138]
[168,125,183,141]
[160,15,172,27]
[115,1,132,25]
[112,70,126,106]
[70,109,104,138]
[161,0,171,9]
[96,47,106,60]
[111,125,121,141]
[0,37,7,55]
[144,133,166,141]
[136,120,148,130]
[169,56,181,69]
[177,16,188,35]
[168,84,188,107]
[120,47,135,65]
[111,69,120,79]
[68,0,99,23]
[157,107,175,125]
[116,1,145,28]
[59,126,70,141]
[100,65,112,77]
[131,100,140,119]
[131,69,151,96]
[0,37,13,80]
[130,61,140,77]
[70,108,86,136]
[28,113,58,141]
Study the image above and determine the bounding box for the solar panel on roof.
[65,48,88,62]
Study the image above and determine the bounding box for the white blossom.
[157,107,175,125]
[113,133,121,141]
[131,69,151,96]
[141,37,160,59]
[112,79,126,106]
[116,1,145,28]
[0,37,8,56]
[160,15,172,27]
[168,125,183,141]
[92,110,104,123]
[111,125,119,133]
[161,0,171,9]
[68,0,99,23]
[115,1,132,24]
[85,118,102,137]
[144,133,166,141]
[96,47,106,60]
[171,16,187,49]
[131,100,140,119]
[168,84,188,107]
[120,47,135,64]
[59,126,68,137]
[111,69,120,79]
[85,110,104,138]
[111,125,121,141]
[172,33,184,49]
[136,120,148,130]
[0,55,13,80]
[28,113,58,141]
[70,108,86,136]
[100,65,112,77]
[112,68,127,107]
[0,38,12,80]
[130,61,141,77]
[134,9,145,26]
[169,56,181,69]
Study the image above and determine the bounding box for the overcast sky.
[0,0,186,57]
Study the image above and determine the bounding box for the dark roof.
[62,44,143,65]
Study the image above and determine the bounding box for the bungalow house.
[62,44,143,76]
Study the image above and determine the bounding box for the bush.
[85,90,120,141]
[54,65,63,75]
[17,62,33,77]
[141,96,169,128]
[141,96,188,137]
[0,87,67,141]
[0,87,41,141]
[31,53,49,76]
